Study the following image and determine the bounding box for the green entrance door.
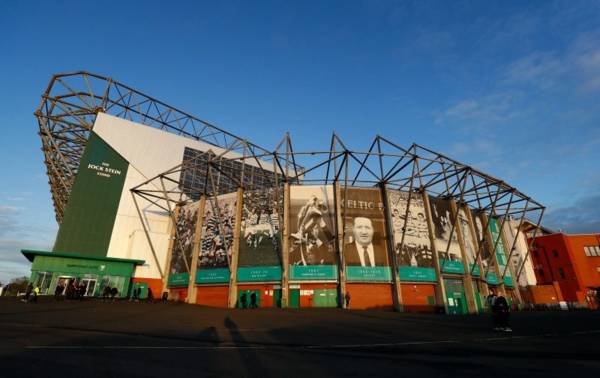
[313,289,337,307]
[289,289,300,308]
[238,290,261,308]
[132,282,148,299]
[273,289,282,308]
[444,279,468,315]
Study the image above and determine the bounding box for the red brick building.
[529,233,600,307]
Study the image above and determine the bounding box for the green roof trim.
[21,249,145,265]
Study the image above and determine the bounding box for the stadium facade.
[22,72,547,313]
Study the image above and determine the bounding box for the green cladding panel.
[53,132,129,257]
[31,255,135,277]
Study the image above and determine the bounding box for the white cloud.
[435,92,522,127]
[502,52,565,89]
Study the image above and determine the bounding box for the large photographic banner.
[429,197,464,274]
[288,185,338,280]
[342,187,391,282]
[168,201,201,287]
[237,187,283,282]
[387,190,436,282]
[196,192,237,284]
[488,217,513,286]
[458,208,479,276]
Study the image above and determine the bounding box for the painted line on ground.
[25,329,600,350]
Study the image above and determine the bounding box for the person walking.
[31,286,40,303]
[110,287,118,301]
[486,289,499,330]
[492,292,512,332]
[344,291,351,308]
[250,291,257,309]
[23,283,33,302]
[54,282,63,300]
[147,287,154,303]
[240,292,247,309]
[102,286,111,301]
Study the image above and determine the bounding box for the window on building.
[553,250,559,258]
[586,246,600,257]
[558,267,565,279]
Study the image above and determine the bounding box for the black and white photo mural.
[197,192,237,284]
[429,197,464,274]
[288,185,337,280]
[237,187,283,282]
[387,190,435,281]
[168,201,200,286]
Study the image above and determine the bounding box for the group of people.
[239,291,258,309]
[128,286,154,303]
[101,285,120,301]
[54,280,88,300]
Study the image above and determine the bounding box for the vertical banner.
[387,190,436,282]
[342,187,391,282]
[168,201,201,287]
[288,185,338,280]
[488,217,513,286]
[237,187,283,282]
[429,197,464,274]
[458,208,479,275]
[196,191,237,284]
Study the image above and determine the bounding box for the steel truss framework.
[35,71,545,309]
[132,132,545,300]
[36,71,275,223]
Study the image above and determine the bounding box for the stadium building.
[22,72,547,313]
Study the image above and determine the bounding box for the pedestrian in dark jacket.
[23,283,33,302]
[492,294,512,332]
[250,292,257,308]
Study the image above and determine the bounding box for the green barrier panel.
[195,268,230,284]
[237,266,282,282]
[486,272,499,284]
[346,266,392,282]
[439,259,464,274]
[168,272,190,287]
[289,265,337,280]
[398,266,437,282]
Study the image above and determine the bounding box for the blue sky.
[1,0,600,283]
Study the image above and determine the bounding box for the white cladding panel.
[502,220,537,286]
[92,113,268,279]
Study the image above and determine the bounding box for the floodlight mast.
[35,71,272,223]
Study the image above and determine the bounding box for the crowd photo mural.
[197,192,237,283]
[458,208,478,273]
[288,185,337,280]
[341,187,390,281]
[429,197,464,274]
[237,187,283,282]
[387,190,435,281]
[169,201,200,286]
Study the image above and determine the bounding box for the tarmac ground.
[1,297,599,377]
